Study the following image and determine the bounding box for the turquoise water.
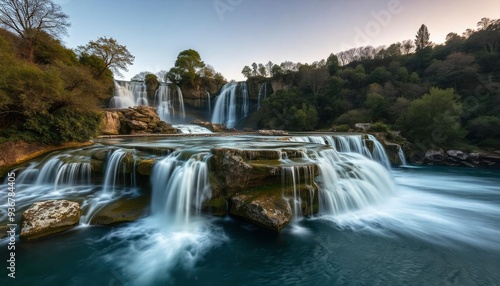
[2,165,500,285]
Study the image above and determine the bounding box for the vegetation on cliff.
[242,20,500,150]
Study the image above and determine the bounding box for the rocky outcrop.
[420,149,500,167]
[230,190,292,232]
[99,111,121,135]
[20,200,81,240]
[0,141,93,177]
[100,106,177,135]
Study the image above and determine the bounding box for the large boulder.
[20,200,81,240]
[230,190,292,232]
[99,111,121,135]
[192,120,227,132]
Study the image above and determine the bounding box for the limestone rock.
[230,192,292,232]
[99,111,121,135]
[192,120,227,132]
[20,200,81,240]
[137,159,155,176]
[257,129,289,136]
[127,119,148,131]
[424,149,445,162]
[447,150,468,160]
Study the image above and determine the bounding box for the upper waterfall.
[211,82,249,128]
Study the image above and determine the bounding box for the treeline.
[244,18,500,149]
[0,0,134,145]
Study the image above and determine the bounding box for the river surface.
[1,136,500,285]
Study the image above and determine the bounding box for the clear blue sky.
[54,0,500,81]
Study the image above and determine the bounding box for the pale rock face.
[21,200,81,240]
[99,111,121,135]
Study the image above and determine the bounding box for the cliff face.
[99,106,177,135]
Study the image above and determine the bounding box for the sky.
[53,0,500,81]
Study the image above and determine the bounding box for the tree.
[326,53,339,76]
[77,37,134,78]
[0,0,70,39]
[415,24,432,51]
[241,66,252,78]
[398,88,465,147]
[258,63,267,77]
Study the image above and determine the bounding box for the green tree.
[241,66,252,78]
[398,87,465,148]
[169,49,205,86]
[326,53,339,76]
[77,37,134,78]
[415,24,432,51]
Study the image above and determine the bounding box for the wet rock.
[0,225,10,239]
[20,200,81,240]
[424,150,445,163]
[447,150,468,160]
[154,121,177,134]
[137,159,155,176]
[90,196,149,225]
[230,191,292,232]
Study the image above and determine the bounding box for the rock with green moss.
[137,159,155,176]
[90,196,149,225]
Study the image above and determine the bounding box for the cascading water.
[109,80,148,108]
[155,83,186,123]
[173,124,213,134]
[398,146,408,166]
[257,82,267,109]
[288,134,392,169]
[211,82,249,128]
[314,149,395,215]
[207,91,211,116]
[281,165,316,220]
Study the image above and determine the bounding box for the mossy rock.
[207,196,228,216]
[90,196,149,225]
[137,159,155,176]
[90,159,104,173]
[91,149,110,161]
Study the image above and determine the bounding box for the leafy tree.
[326,53,339,76]
[241,65,252,78]
[168,49,205,86]
[258,63,267,77]
[415,24,432,51]
[466,116,500,145]
[77,37,134,78]
[0,0,70,39]
[398,88,465,147]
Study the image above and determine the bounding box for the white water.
[288,134,392,169]
[100,151,225,283]
[211,82,249,128]
[257,82,267,109]
[155,83,186,123]
[173,124,213,134]
[109,80,148,108]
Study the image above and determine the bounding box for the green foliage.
[169,49,205,86]
[326,53,339,76]
[331,124,350,132]
[398,88,465,148]
[415,24,431,51]
[467,116,500,144]
[370,122,390,132]
[335,109,371,127]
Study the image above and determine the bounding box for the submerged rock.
[90,196,149,225]
[20,200,81,240]
[230,190,292,232]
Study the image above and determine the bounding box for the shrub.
[331,124,350,132]
[370,122,390,132]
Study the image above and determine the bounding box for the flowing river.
[1,135,499,285]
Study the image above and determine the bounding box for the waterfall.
[173,124,213,134]
[211,82,249,128]
[398,146,408,166]
[151,151,211,225]
[102,149,134,194]
[314,149,395,216]
[257,82,267,110]
[109,80,148,108]
[155,83,186,123]
[281,165,315,219]
[207,91,211,116]
[288,134,392,169]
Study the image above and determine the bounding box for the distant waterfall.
[151,151,211,225]
[155,83,186,123]
[211,82,249,128]
[109,80,148,108]
[257,82,267,110]
[288,134,392,169]
[207,91,211,116]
